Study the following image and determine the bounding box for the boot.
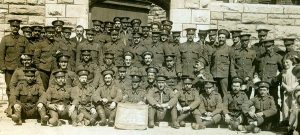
[172,121,180,129]
[179,121,186,127]
[76,113,84,124]
[11,107,22,125]
[49,118,58,126]
[229,121,239,131]
[203,120,215,127]
[38,107,49,126]
[253,127,261,133]
[98,112,107,126]
[148,108,155,128]
[244,124,255,133]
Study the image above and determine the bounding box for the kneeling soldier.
[92,69,122,126]
[223,77,248,130]
[76,68,97,126]
[9,68,48,125]
[240,81,277,133]
[176,76,203,129]
[44,69,79,126]
[199,80,222,128]
[147,75,178,128]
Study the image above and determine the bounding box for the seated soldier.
[122,74,146,104]
[76,48,100,88]
[198,79,222,128]
[49,52,79,87]
[159,53,178,79]
[115,65,130,93]
[223,77,249,130]
[9,68,48,125]
[143,66,159,91]
[240,81,277,133]
[44,69,79,126]
[192,56,213,94]
[76,68,97,126]
[176,76,203,130]
[147,75,178,128]
[92,69,122,127]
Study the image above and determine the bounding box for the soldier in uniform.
[70,25,86,47]
[230,30,242,50]
[146,31,165,66]
[205,29,218,62]
[123,32,147,66]
[240,81,277,133]
[282,37,300,61]
[211,29,236,98]
[192,57,213,93]
[21,26,33,42]
[251,29,269,60]
[122,74,146,104]
[76,29,100,66]
[113,17,122,30]
[31,26,43,43]
[44,69,79,126]
[92,19,105,44]
[159,53,179,79]
[0,19,29,104]
[99,52,118,76]
[143,66,159,91]
[34,26,59,89]
[176,77,203,129]
[198,80,223,128]
[92,69,122,126]
[75,68,97,126]
[160,30,169,44]
[9,68,48,125]
[223,77,249,130]
[197,29,208,45]
[151,21,161,32]
[180,28,207,77]
[76,49,100,89]
[147,75,178,128]
[123,51,136,72]
[146,31,159,49]
[52,20,64,39]
[131,19,141,33]
[161,20,173,32]
[119,17,131,46]
[115,65,130,93]
[140,26,152,46]
[232,34,256,97]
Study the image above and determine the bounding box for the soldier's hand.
[256,112,264,117]
[48,104,57,111]
[90,108,97,114]
[205,112,212,117]
[109,102,116,109]
[37,103,44,108]
[176,103,182,111]
[155,104,162,108]
[182,106,191,112]
[102,98,108,103]
[225,114,231,123]
[68,105,76,115]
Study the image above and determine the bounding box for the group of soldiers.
[1,16,300,134]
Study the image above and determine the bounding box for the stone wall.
[148,3,167,25]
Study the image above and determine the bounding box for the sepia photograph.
[0,0,299,134]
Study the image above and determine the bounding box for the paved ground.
[0,101,283,135]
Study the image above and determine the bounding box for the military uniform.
[205,29,218,63]
[122,75,146,103]
[230,30,242,50]
[92,70,122,126]
[140,26,152,46]
[123,33,147,66]
[9,68,48,125]
[52,20,64,40]
[163,31,182,73]
[44,70,79,126]
[0,19,29,99]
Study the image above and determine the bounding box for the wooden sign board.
[115,103,148,130]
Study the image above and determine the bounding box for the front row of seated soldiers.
[9,63,278,132]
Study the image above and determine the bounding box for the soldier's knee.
[212,114,222,123]
[13,104,21,111]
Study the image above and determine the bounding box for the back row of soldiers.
[0,17,299,133]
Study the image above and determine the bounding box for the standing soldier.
[75,68,97,126]
[240,81,277,133]
[147,75,178,128]
[0,19,28,105]
[92,69,122,126]
[44,69,79,126]
[113,17,122,30]
[102,21,114,43]
[131,19,141,33]
[160,30,169,44]
[122,74,146,104]
[9,68,48,125]
[52,20,64,39]
[31,26,43,43]
[164,31,182,76]
[230,30,242,50]
[251,29,269,60]
[76,29,100,66]
[123,32,147,66]
[211,29,236,98]
[123,51,136,72]
[176,76,203,129]
[21,26,34,52]
[161,20,173,33]
[197,29,208,45]
[232,34,256,97]
[56,27,76,71]
[99,52,118,75]
[92,19,106,44]
[205,29,218,62]
[119,17,131,46]
[34,26,58,89]
[151,21,161,32]
[192,57,213,93]
[223,77,249,130]
[159,53,179,79]
[180,28,206,77]
[282,37,300,60]
[140,26,152,46]
[198,80,223,128]
[146,31,165,66]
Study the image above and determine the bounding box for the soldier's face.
[132,82,139,89]
[82,55,91,62]
[79,75,88,84]
[144,55,152,65]
[114,22,121,29]
[58,61,68,69]
[198,34,206,42]
[209,35,216,42]
[124,56,132,66]
[173,36,180,43]
[163,25,172,31]
[258,35,267,41]
[241,39,249,48]
[111,34,119,42]
[152,36,159,43]
[63,32,71,39]
[106,27,112,33]
[205,85,214,94]
[46,31,55,40]
[55,76,66,86]
[133,26,139,32]
[118,71,126,79]
[93,25,101,32]
[166,59,175,68]
[160,35,168,42]
[32,30,40,38]
[152,25,160,32]
[22,59,32,67]
[104,58,113,66]
[55,26,62,32]
[232,36,240,43]
[86,34,94,41]
[133,37,141,44]
[10,26,20,34]
[122,23,128,29]
[157,81,166,90]
[24,31,32,38]
[104,74,113,86]
[284,59,293,70]
[265,45,273,54]
[194,62,204,72]
[25,76,36,84]
[142,31,149,37]
[232,82,241,93]
[218,34,226,46]
[259,87,269,97]
[184,83,192,90]
[76,27,84,37]
[187,34,194,42]
[147,73,155,83]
